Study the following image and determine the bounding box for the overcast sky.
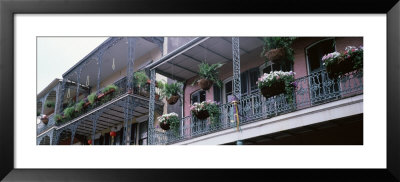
[37,37,109,93]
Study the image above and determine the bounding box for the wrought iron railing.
[151,70,363,145]
[46,74,161,128]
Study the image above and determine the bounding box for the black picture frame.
[1,0,399,181]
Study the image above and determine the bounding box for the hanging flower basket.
[260,81,286,98]
[323,46,363,79]
[166,95,180,105]
[159,121,170,130]
[326,59,355,79]
[41,115,49,125]
[193,110,210,120]
[257,71,296,99]
[87,139,92,145]
[158,113,179,131]
[198,79,213,91]
[265,48,286,63]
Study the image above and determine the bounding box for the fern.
[192,62,223,88]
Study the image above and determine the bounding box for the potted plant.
[63,106,75,119]
[102,84,118,96]
[160,81,183,105]
[157,112,180,131]
[45,100,55,108]
[133,71,149,88]
[190,100,220,122]
[75,100,85,113]
[192,62,223,91]
[323,46,363,79]
[261,37,296,65]
[257,71,296,98]
[87,93,97,105]
[55,114,63,123]
[344,46,363,72]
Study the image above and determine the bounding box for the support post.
[91,112,100,145]
[76,68,82,103]
[52,129,62,145]
[147,69,156,145]
[127,38,136,92]
[54,84,60,114]
[40,98,45,116]
[57,79,67,114]
[232,37,241,99]
[96,52,104,91]
[123,97,132,145]
[70,122,79,145]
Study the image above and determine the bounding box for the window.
[221,68,260,104]
[306,38,335,73]
[213,84,222,103]
[191,90,206,104]
[139,121,148,145]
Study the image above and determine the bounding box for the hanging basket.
[193,110,210,120]
[159,121,170,130]
[265,48,286,63]
[198,79,213,91]
[166,95,180,105]
[260,81,286,98]
[326,58,355,79]
[41,116,49,125]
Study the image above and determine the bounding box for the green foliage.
[75,100,85,112]
[88,93,96,104]
[192,62,223,88]
[261,37,297,64]
[191,101,221,125]
[102,84,118,93]
[54,114,63,122]
[37,111,41,116]
[133,71,149,88]
[207,103,220,126]
[159,81,183,99]
[45,100,55,108]
[63,106,75,119]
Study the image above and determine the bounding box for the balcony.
[36,74,163,136]
[151,70,363,145]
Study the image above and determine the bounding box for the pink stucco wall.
[183,37,363,117]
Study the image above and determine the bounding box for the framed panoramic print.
[1,0,400,181]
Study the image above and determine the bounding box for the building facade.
[37,37,363,145]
